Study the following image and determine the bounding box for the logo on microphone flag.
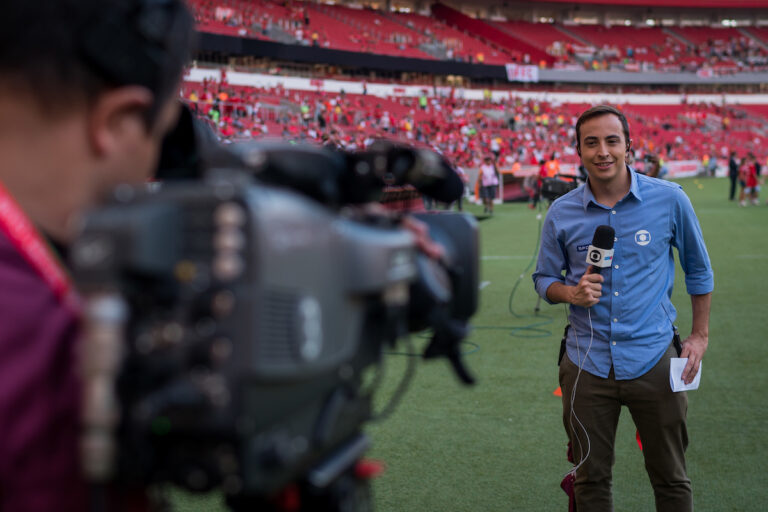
[586,245,614,267]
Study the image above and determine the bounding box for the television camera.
[71,110,479,511]
[540,174,580,202]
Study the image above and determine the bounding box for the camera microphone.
[586,225,615,274]
[405,149,464,203]
[369,142,464,204]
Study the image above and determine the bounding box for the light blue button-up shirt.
[532,168,714,380]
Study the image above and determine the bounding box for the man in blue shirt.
[532,105,713,512]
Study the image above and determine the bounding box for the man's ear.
[88,86,154,156]
[626,138,633,154]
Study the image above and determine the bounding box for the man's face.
[578,113,628,185]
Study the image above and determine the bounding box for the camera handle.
[225,435,374,512]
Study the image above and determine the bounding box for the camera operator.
[0,4,459,510]
[532,105,713,511]
[0,1,194,509]
[642,153,662,178]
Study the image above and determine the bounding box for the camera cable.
[474,201,558,339]
[372,335,418,422]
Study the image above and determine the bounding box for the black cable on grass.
[372,335,418,422]
[384,339,480,358]
[474,201,560,339]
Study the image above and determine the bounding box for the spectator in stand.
[728,151,740,201]
[477,155,500,215]
[490,136,501,161]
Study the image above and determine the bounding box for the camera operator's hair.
[0,0,194,126]
[575,105,631,154]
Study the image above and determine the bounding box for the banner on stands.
[664,160,701,178]
[505,64,539,83]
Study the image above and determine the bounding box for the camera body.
[540,176,578,201]
[72,137,479,508]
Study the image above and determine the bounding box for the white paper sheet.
[670,358,702,392]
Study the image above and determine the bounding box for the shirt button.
[611,210,616,214]
[614,264,619,269]
[612,341,617,346]
[614,236,618,242]
[613,318,618,323]
[614,291,619,296]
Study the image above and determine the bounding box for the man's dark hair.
[575,105,631,154]
[0,0,194,125]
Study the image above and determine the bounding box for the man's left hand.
[680,332,708,385]
[353,203,445,261]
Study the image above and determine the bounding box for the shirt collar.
[581,166,643,211]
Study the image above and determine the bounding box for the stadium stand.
[386,11,516,64]
[491,20,583,64]
[311,4,434,59]
[188,0,768,71]
[428,3,552,65]
[184,0,768,192]
[562,24,686,69]
[181,70,768,176]
[190,0,284,39]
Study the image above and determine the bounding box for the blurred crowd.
[183,78,768,174]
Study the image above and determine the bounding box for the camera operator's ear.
[88,86,154,157]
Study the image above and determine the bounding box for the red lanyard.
[0,180,80,315]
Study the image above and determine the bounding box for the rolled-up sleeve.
[532,210,566,304]
[672,187,714,295]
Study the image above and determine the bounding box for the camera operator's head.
[0,0,193,242]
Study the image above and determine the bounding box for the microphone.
[586,225,615,274]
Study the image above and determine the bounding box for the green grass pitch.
[173,176,768,511]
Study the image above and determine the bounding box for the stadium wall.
[198,33,507,80]
[186,67,768,105]
[198,33,768,85]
